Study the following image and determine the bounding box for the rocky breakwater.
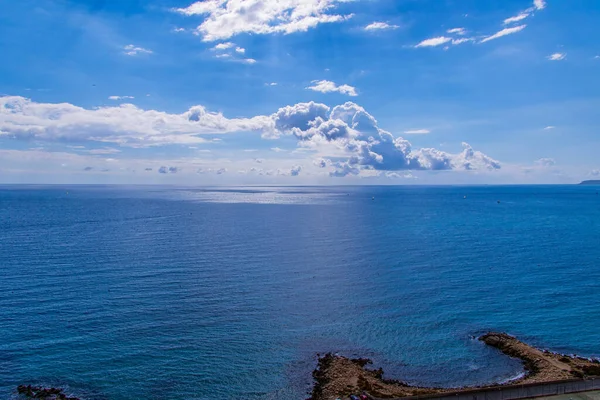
[309,332,600,400]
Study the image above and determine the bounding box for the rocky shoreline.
[309,332,600,400]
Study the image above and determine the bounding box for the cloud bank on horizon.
[0,96,499,178]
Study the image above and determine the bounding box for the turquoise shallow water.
[1,185,599,399]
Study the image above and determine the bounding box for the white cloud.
[123,44,153,56]
[404,129,430,134]
[0,96,275,147]
[266,82,278,86]
[548,52,566,61]
[306,80,358,96]
[451,38,473,45]
[415,36,452,47]
[108,96,134,101]
[213,42,234,50]
[534,0,546,10]
[504,13,530,25]
[544,126,556,130]
[173,27,186,32]
[235,46,245,53]
[175,0,354,42]
[242,58,257,64]
[447,27,466,35]
[215,53,232,58]
[0,96,502,178]
[271,101,501,176]
[364,22,399,31]
[480,25,526,43]
[536,158,556,167]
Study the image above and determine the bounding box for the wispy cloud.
[404,129,430,134]
[415,36,452,47]
[447,27,466,35]
[504,13,529,25]
[123,44,153,56]
[547,53,566,61]
[306,80,358,96]
[534,0,546,10]
[536,157,555,166]
[364,22,399,31]
[544,126,556,130]
[480,25,526,43]
[452,38,473,45]
[108,96,134,101]
[242,58,257,64]
[266,82,278,86]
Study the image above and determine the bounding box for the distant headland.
[309,332,600,400]
[580,180,600,185]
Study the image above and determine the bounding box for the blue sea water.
[1,185,600,400]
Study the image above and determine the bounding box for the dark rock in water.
[17,385,80,400]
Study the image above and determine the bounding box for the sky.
[1,0,599,184]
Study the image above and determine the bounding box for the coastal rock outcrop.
[309,332,600,400]
[16,385,80,400]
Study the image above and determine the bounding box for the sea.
[1,185,599,400]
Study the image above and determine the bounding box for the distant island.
[580,180,600,185]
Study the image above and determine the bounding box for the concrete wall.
[397,378,600,400]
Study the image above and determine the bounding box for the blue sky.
[1,0,599,184]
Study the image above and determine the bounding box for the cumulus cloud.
[290,165,302,176]
[306,80,358,96]
[175,0,354,42]
[109,96,135,101]
[314,158,330,168]
[548,53,566,61]
[480,25,526,43]
[214,42,234,50]
[1,96,502,178]
[415,36,452,47]
[235,47,245,53]
[123,44,153,56]
[270,101,501,176]
[0,96,275,147]
[536,158,556,167]
[365,22,399,31]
